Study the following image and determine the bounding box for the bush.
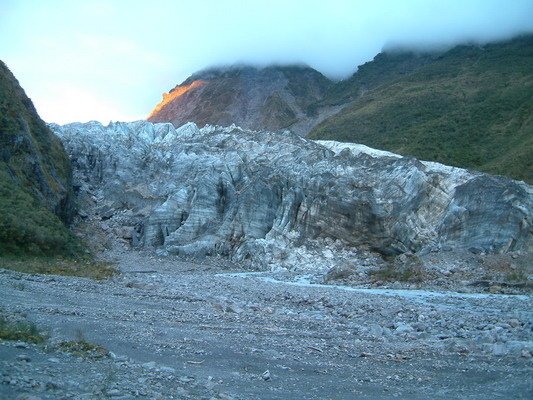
[0,317,45,343]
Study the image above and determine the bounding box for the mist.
[1,0,532,123]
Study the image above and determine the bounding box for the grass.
[0,255,117,280]
[0,315,109,360]
[0,316,46,343]
[57,328,109,359]
[309,35,533,183]
[58,340,109,360]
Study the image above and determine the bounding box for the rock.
[395,323,414,334]
[216,394,235,400]
[155,248,169,257]
[16,354,31,362]
[110,353,129,362]
[52,121,532,265]
[142,361,157,370]
[147,65,333,136]
[117,226,134,239]
[509,318,521,328]
[489,285,503,294]
[16,395,42,400]
[14,342,29,349]
[323,264,355,282]
[521,349,532,358]
[45,381,60,390]
[492,343,508,356]
[205,376,217,390]
[106,389,121,397]
[367,324,385,337]
[262,370,271,381]
[179,376,195,384]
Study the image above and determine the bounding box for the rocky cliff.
[52,121,532,269]
[147,65,337,135]
[0,61,75,255]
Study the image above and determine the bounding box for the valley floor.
[1,249,532,399]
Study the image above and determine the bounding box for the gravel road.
[1,249,532,399]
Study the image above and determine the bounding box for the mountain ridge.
[149,35,533,182]
[310,35,533,183]
[148,64,335,135]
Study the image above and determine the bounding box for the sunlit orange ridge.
[148,80,207,119]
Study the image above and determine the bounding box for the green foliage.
[0,60,82,257]
[0,317,46,343]
[261,92,298,127]
[505,271,527,282]
[58,340,109,360]
[309,36,533,183]
[0,168,80,256]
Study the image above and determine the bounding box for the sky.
[1,0,532,124]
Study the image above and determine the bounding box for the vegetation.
[57,328,109,359]
[58,339,109,360]
[0,255,116,280]
[309,35,533,183]
[0,313,108,359]
[370,265,426,283]
[370,253,427,283]
[505,270,528,283]
[0,60,81,257]
[0,316,46,343]
[0,168,81,256]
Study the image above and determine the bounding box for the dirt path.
[1,249,532,399]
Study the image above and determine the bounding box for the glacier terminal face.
[51,121,532,267]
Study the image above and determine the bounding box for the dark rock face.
[0,61,75,255]
[147,65,335,135]
[52,121,532,265]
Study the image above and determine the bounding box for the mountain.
[309,35,533,183]
[148,65,338,135]
[149,36,532,183]
[52,121,531,269]
[0,60,76,255]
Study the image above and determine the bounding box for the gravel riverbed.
[1,249,532,399]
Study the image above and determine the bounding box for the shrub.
[0,317,45,343]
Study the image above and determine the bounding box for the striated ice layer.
[51,121,532,268]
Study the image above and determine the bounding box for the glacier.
[50,121,532,270]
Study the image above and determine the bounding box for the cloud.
[1,0,532,123]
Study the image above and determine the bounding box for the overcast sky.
[1,0,532,124]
